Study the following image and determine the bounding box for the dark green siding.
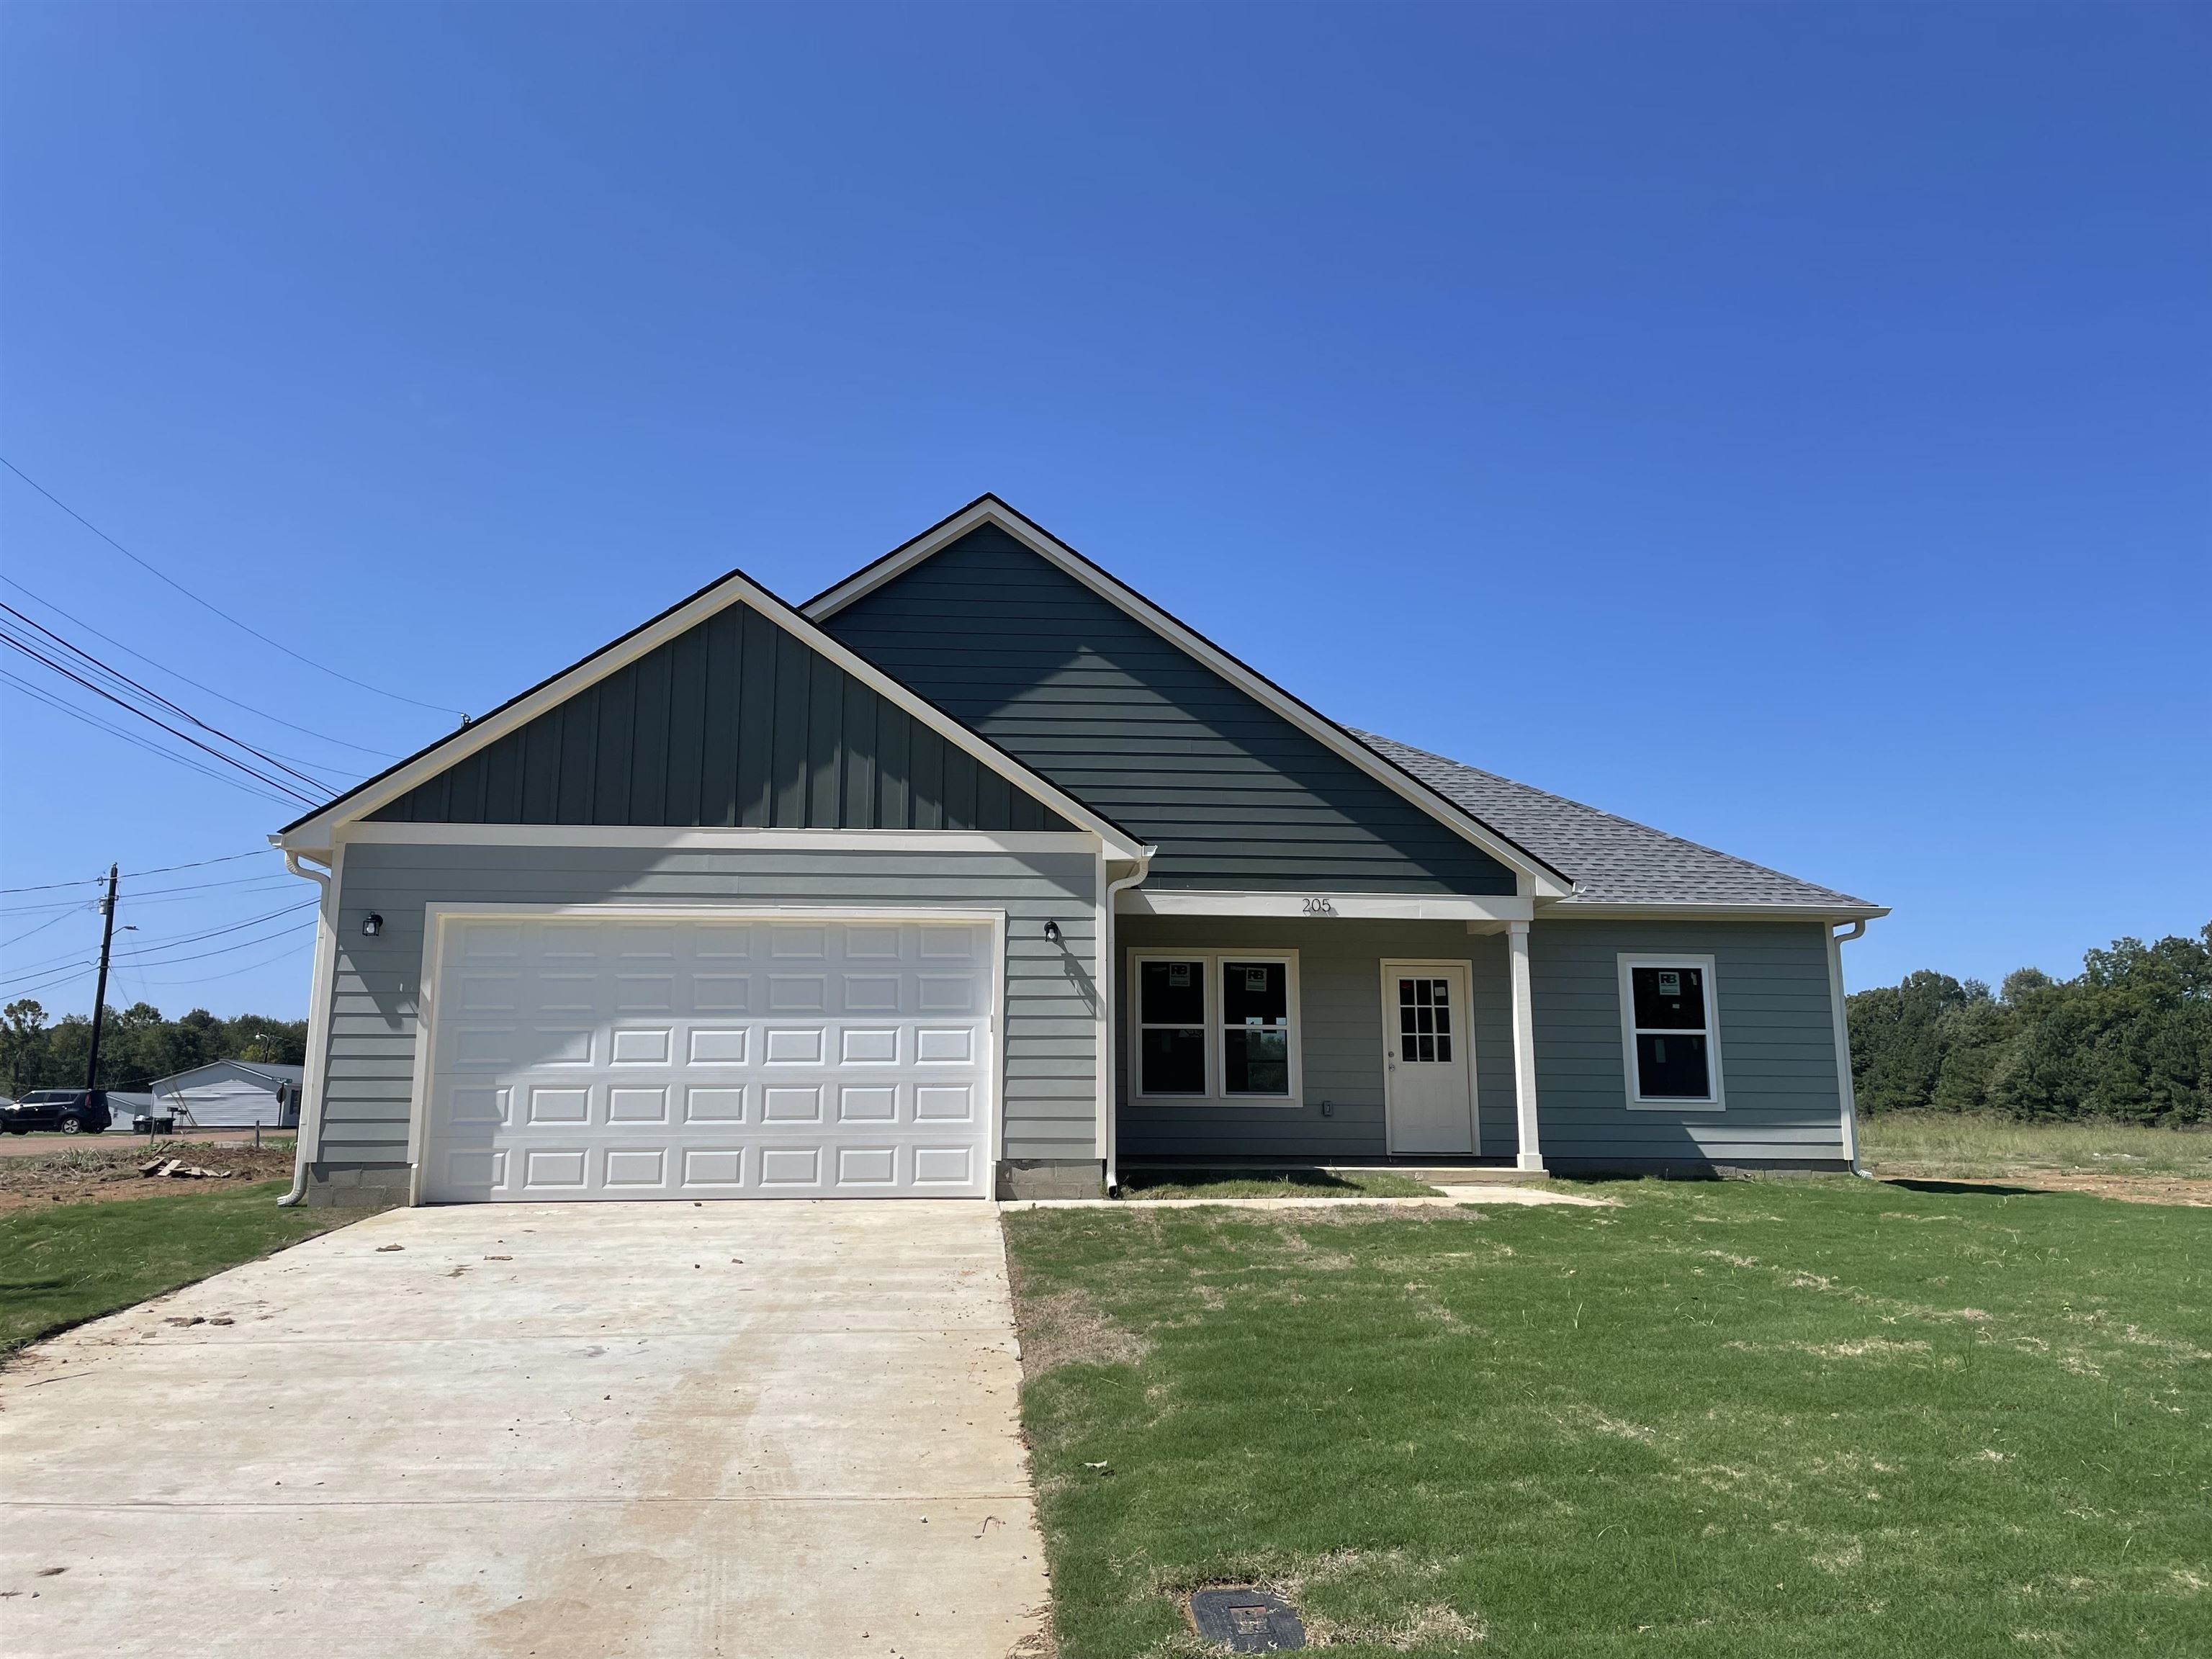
[821,528,1516,893]
[372,600,1074,832]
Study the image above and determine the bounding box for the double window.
[1131,953,1300,1105]
[1618,954,1724,1109]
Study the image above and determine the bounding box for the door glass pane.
[1223,1028,1290,1095]
[1222,961,1287,1026]
[1636,1033,1711,1098]
[1631,966,1705,1031]
[1398,979,1452,1064]
[1141,1028,1208,1094]
[1140,960,1206,1026]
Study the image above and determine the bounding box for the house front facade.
[274,498,1884,1206]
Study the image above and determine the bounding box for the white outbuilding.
[148,1061,303,1129]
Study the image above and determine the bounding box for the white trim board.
[276,553,1146,863]
[403,902,1011,1205]
[336,823,1106,854]
[1616,952,1727,1113]
[1125,947,1304,1111]
[1544,902,1889,922]
[802,496,1573,900]
[1119,888,1533,922]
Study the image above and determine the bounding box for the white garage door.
[418,913,995,1201]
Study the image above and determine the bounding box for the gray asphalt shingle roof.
[1357,732,1879,913]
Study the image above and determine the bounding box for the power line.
[135,932,315,988]
[0,454,468,717]
[0,909,84,951]
[1,875,289,915]
[127,850,276,878]
[0,874,102,896]
[1,602,341,795]
[0,848,274,898]
[0,573,403,760]
[113,917,317,971]
[0,629,322,808]
[0,666,307,809]
[112,900,318,961]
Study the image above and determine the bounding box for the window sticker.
[1245,966,1269,993]
[1657,970,1681,998]
[1169,963,1192,988]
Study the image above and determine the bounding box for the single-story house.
[148,1061,303,1128]
[106,1090,158,1128]
[273,498,1884,1207]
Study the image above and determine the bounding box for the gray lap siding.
[1530,919,1849,1171]
[315,841,1102,1177]
[1112,915,1848,1169]
[1113,917,1519,1161]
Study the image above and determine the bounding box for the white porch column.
[1507,920,1545,1172]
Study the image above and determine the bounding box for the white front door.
[418,912,997,1201]
[1382,960,1477,1156]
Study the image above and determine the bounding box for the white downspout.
[1099,849,1156,1195]
[1826,919,1869,1177]
[276,846,340,1207]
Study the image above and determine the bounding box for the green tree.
[1851,922,2212,1125]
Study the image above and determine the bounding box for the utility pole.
[84,864,119,1092]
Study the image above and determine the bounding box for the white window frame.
[1128,949,1303,1109]
[1617,953,1725,1112]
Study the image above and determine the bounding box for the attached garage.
[415,910,1000,1201]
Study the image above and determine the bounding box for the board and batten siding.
[1529,919,1849,1169]
[314,841,1102,1175]
[372,598,1073,835]
[1112,917,1518,1161]
[821,527,1516,895]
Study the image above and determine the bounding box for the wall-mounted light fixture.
[1043,920,1064,946]
[361,913,385,938]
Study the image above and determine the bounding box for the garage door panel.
[422,915,994,1201]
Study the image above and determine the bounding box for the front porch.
[1110,908,1544,1177]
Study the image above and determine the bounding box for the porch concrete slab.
[1006,1184,1610,1211]
[0,1202,1050,1659]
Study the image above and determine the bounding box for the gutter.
[1825,920,1871,1178]
[275,846,338,1207]
[1098,848,1156,1195]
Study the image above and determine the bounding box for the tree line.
[1847,922,2211,1124]
[0,999,308,1097]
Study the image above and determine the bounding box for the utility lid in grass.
[1188,1587,1305,1651]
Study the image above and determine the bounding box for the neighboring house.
[107,1090,158,1128]
[148,1061,303,1128]
[274,498,1884,1207]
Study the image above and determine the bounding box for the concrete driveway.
[1,1202,1051,1658]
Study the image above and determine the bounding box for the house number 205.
[1301,896,1337,916]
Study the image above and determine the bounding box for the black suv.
[1,1089,112,1135]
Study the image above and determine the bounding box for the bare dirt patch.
[1005,1254,1151,1375]
[0,1141,296,1211]
[1876,1166,2212,1206]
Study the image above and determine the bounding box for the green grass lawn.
[0,1181,355,1354]
[1005,1179,2211,1657]
[1859,1112,2212,1183]
[1116,1168,1442,1200]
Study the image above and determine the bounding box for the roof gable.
[370,595,1077,835]
[807,498,1569,897]
[279,554,1141,855]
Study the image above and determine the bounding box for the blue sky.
[1,1,2206,1022]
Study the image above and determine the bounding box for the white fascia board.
[804,498,1574,900]
[1117,888,1534,923]
[276,559,1144,861]
[1538,902,1890,922]
[336,823,1106,854]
